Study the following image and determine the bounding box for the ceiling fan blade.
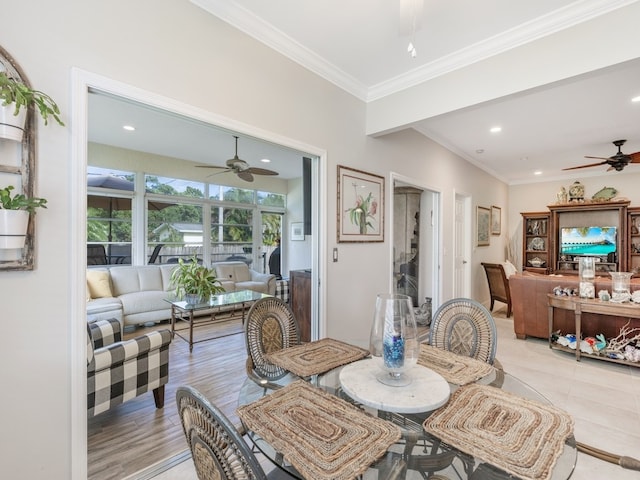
[583,155,611,161]
[237,171,254,182]
[205,169,233,178]
[195,164,229,169]
[630,152,640,163]
[562,160,608,171]
[246,167,279,176]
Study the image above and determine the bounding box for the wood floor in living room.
[89,307,640,480]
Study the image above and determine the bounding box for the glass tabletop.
[238,365,577,480]
[166,290,270,311]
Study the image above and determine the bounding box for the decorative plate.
[528,257,545,267]
[528,237,544,251]
[592,186,617,201]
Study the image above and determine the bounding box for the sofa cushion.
[87,269,113,298]
[109,266,164,296]
[215,262,251,283]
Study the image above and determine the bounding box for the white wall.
[0,1,600,478]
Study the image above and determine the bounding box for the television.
[560,226,617,256]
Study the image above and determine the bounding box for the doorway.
[71,69,326,479]
[391,174,441,316]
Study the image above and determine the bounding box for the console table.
[547,294,640,367]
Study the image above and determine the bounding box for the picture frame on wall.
[477,206,490,246]
[291,222,304,241]
[337,165,384,243]
[491,205,501,236]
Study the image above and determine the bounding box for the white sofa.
[87,262,275,329]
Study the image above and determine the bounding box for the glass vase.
[369,293,419,387]
[578,257,595,299]
[610,272,632,302]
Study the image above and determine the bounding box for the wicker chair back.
[428,298,497,364]
[176,386,269,480]
[245,296,300,382]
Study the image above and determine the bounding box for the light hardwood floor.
[88,318,249,480]
[90,307,640,480]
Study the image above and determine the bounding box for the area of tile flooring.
[142,305,640,480]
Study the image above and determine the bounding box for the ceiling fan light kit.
[563,139,640,172]
[196,136,279,182]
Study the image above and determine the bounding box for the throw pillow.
[502,260,517,278]
[87,270,113,298]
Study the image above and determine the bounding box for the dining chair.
[244,296,300,389]
[176,385,295,480]
[481,262,512,317]
[428,298,498,365]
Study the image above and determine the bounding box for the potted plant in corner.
[0,185,47,249]
[0,70,65,141]
[169,256,225,305]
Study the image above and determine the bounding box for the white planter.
[0,103,27,142]
[0,209,29,249]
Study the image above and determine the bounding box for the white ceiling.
[88,0,640,185]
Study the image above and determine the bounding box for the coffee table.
[167,290,270,352]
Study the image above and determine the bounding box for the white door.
[454,194,471,297]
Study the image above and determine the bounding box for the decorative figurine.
[556,186,568,204]
[568,181,585,202]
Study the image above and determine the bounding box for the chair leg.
[506,302,512,318]
[153,385,165,409]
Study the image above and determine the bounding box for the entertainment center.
[522,200,632,275]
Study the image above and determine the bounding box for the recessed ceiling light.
[490,126,502,133]
[632,95,640,103]
[534,170,542,175]
[123,125,135,131]
[260,158,271,163]
[475,149,484,154]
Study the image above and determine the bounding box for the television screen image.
[560,226,617,256]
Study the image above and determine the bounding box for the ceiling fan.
[196,136,279,182]
[562,139,640,172]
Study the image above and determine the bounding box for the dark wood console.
[289,269,311,342]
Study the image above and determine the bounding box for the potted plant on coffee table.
[0,185,47,249]
[169,256,225,304]
[0,70,64,141]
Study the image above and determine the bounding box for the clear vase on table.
[369,293,419,387]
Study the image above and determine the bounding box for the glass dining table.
[237,363,577,480]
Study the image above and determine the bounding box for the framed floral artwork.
[491,205,501,235]
[477,206,490,246]
[337,165,384,243]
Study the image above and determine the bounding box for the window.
[87,167,134,265]
[211,206,253,264]
[87,170,285,268]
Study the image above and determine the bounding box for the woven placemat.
[237,380,401,480]
[265,337,370,377]
[424,383,574,480]
[417,344,494,385]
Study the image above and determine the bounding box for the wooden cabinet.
[289,269,311,342]
[521,212,551,273]
[549,200,628,274]
[628,207,640,275]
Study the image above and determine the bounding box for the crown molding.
[190,0,369,100]
[192,0,639,104]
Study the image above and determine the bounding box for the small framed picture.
[291,222,304,241]
[491,205,501,236]
[477,206,490,246]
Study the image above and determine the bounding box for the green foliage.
[169,257,225,301]
[0,71,64,126]
[0,185,47,213]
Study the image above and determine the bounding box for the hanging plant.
[0,71,64,127]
